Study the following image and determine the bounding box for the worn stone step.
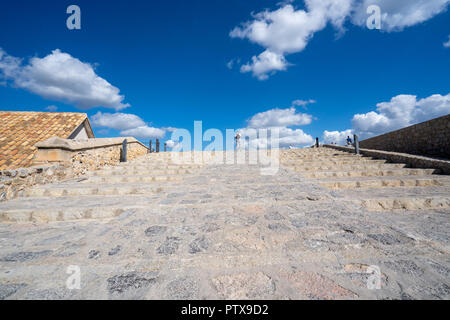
[89,168,192,176]
[354,197,450,212]
[292,163,407,171]
[0,195,332,223]
[303,168,439,179]
[281,155,365,161]
[0,206,127,223]
[84,175,184,184]
[282,159,387,166]
[110,164,202,171]
[332,186,450,199]
[24,184,165,197]
[320,176,450,189]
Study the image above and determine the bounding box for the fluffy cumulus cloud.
[352,93,450,138]
[352,0,450,31]
[121,126,165,139]
[230,0,450,79]
[323,129,354,145]
[91,112,146,131]
[240,51,289,80]
[247,107,313,128]
[239,126,314,148]
[323,93,450,144]
[91,111,166,139]
[0,48,129,110]
[238,105,315,148]
[230,1,352,80]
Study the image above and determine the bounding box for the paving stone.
[201,223,220,233]
[212,272,276,299]
[189,236,210,254]
[0,283,27,300]
[88,250,100,260]
[107,272,157,295]
[264,212,285,221]
[384,260,424,277]
[165,277,199,299]
[280,270,357,300]
[144,226,168,237]
[108,245,121,256]
[0,250,52,262]
[368,233,413,246]
[157,237,181,255]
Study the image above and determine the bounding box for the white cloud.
[121,126,165,139]
[239,106,315,148]
[91,111,146,131]
[444,35,450,47]
[45,105,58,112]
[247,107,313,128]
[352,93,450,139]
[352,0,450,32]
[292,99,316,108]
[323,93,450,142]
[230,0,450,79]
[239,126,314,148]
[0,48,129,111]
[323,129,354,145]
[90,111,167,139]
[165,139,179,149]
[230,1,353,79]
[240,50,289,80]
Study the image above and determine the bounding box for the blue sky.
[0,0,449,148]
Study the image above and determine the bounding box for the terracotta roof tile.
[0,111,88,170]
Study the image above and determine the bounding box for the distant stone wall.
[359,114,450,158]
[0,137,149,201]
[69,140,148,175]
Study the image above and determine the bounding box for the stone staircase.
[0,149,449,300]
[281,148,450,212]
[0,153,203,223]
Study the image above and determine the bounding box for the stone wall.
[0,137,148,201]
[359,114,450,158]
[324,144,450,174]
[0,164,71,201]
[68,140,148,175]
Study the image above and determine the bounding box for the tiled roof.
[0,111,88,170]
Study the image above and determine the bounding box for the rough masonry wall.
[0,142,148,201]
[359,114,450,158]
[70,142,148,175]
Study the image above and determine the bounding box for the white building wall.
[71,126,90,140]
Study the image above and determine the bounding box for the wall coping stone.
[35,136,149,151]
[323,144,450,174]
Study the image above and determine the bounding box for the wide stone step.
[0,206,130,223]
[292,163,407,171]
[0,195,330,223]
[89,168,192,176]
[319,176,450,189]
[303,168,438,179]
[84,174,184,184]
[332,186,450,199]
[282,159,386,166]
[24,184,165,197]
[110,164,202,171]
[354,197,450,212]
[281,155,365,161]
